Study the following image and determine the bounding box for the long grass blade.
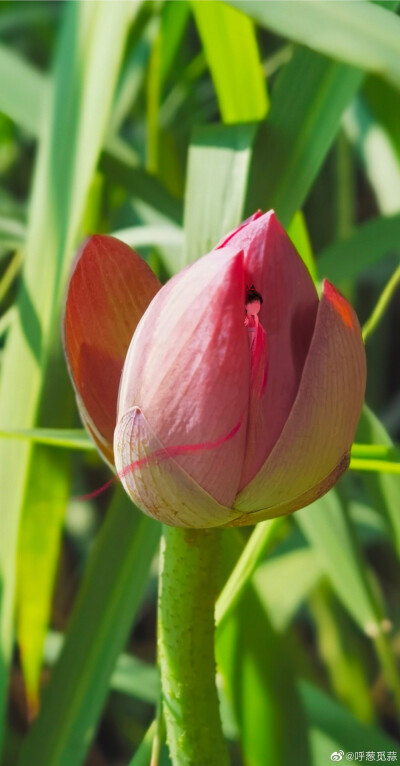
[19,490,160,766]
[0,1,133,750]
[191,1,268,123]
[226,1,400,90]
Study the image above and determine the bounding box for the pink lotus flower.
[63,211,366,528]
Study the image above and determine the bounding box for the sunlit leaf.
[19,490,160,766]
[0,1,135,748]
[191,1,268,123]
[226,1,400,91]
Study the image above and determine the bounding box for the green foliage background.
[0,1,400,764]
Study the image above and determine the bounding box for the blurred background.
[1,1,400,765]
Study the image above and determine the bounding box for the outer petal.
[218,210,319,490]
[117,246,249,507]
[232,280,366,520]
[230,453,350,526]
[63,235,161,465]
[114,407,238,528]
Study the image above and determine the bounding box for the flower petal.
[114,407,238,528]
[233,280,366,517]
[230,453,350,526]
[218,210,319,489]
[63,235,161,464]
[117,246,249,507]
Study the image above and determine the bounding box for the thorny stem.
[158,526,229,766]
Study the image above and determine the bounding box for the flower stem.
[158,526,229,766]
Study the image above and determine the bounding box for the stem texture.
[158,526,229,766]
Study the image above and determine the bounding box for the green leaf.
[216,518,285,630]
[183,122,258,265]
[253,546,323,632]
[19,490,160,766]
[356,405,400,557]
[191,1,268,123]
[44,632,160,705]
[317,213,400,283]
[245,48,364,226]
[0,428,94,450]
[226,1,400,91]
[301,680,399,763]
[343,96,400,216]
[16,447,70,717]
[0,1,134,751]
[296,491,382,635]
[0,42,47,136]
[159,1,190,87]
[112,224,183,250]
[99,152,183,225]
[287,211,318,284]
[308,584,375,724]
[217,531,310,766]
[0,215,26,246]
[364,74,400,163]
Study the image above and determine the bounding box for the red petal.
[233,280,366,517]
[218,210,319,489]
[63,235,161,464]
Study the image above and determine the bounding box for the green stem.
[158,526,229,766]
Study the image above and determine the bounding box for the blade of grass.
[245,47,364,226]
[0,216,26,246]
[254,546,323,633]
[191,1,268,123]
[350,458,400,475]
[308,584,375,724]
[356,405,400,557]
[217,530,311,766]
[343,95,400,216]
[351,443,400,461]
[362,261,400,342]
[317,214,400,283]
[0,428,93,450]
[159,0,190,88]
[0,1,134,751]
[287,210,318,283]
[0,249,22,303]
[183,122,258,265]
[215,518,284,630]
[19,489,160,766]
[0,42,47,135]
[296,491,383,636]
[111,224,183,250]
[16,446,71,718]
[0,306,16,340]
[43,632,160,705]
[297,490,400,715]
[226,0,400,91]
[301,680,400,763]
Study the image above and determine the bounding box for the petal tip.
[323,279,356,331]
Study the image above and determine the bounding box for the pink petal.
[218,211,319,489]
[117,246,249,507]
[232,280,366,519]
[230,453,350,526]
[63,235,161,464]
[114,407,238,528]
